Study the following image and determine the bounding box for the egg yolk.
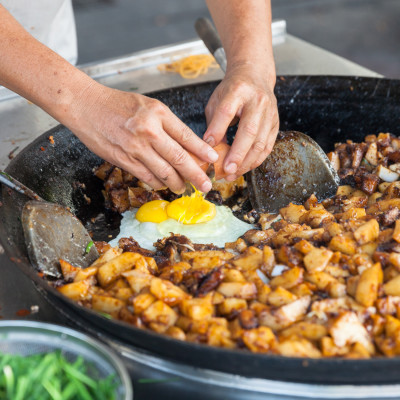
[135,189,216,225]
[135,200,169,223]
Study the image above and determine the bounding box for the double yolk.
[136,189,216,225]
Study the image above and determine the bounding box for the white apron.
[1,0,78,65]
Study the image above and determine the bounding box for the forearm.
[205,0,275,86]
[0,5,96,126]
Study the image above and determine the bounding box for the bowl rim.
[0,320,133,400]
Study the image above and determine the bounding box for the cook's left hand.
[203,64,279,181]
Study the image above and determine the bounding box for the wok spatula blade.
[247,131,340,212]
[22,201,98,278]
[0,171,98,278]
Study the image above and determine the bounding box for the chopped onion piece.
[377,165,399,182]
[256,269,270,284]
[270,264,288,277]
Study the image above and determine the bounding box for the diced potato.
[92,294,125,314]
[257,284,272,304]
[280,322,327,341]
[321,336,350,357]
[180,293,214,320]
[393,220,400,243]
[389,252,400,270]
[290,283,313,297]
[340,207,366,221]
[192,256,224,270]
[293,239,314,255]
[385,315,400,337]
[217,282,257,300]
[347,275,360,298]
[353,219,380,245]
[165,326,186,341]
[364,142,378,166]
[259,296,311,331]
[329,233,357,255]
[182,250,234,262]
[261,245,275,275]
[300,209,334,228]
[367,199,400,215]
[269,267,303,290]
[222,268,246,283]
[207,324,235,348]
[97,252,142,287]
[218,298,247,316]
[267,287,297,307]
[329,311,374,354]
[367,192,383,206]
[225,238,247,253]
[242,326,276,352]
[91,247,122,268]
[327,151,340,171]
[133,292,156,314]
[142,300,178,333]
[57,279,92,301]
[280,203,308,223]
[383,275,400,296]
[305,271,337,290]
[74,266,98,282]
[303,247,333,272]
[123,269,153,294]
[150,277,189,306]
[355,263,382,307]
[59,259,78,281]
[276,338,321,358]
[114,287,133,302]
[232,246,263,271]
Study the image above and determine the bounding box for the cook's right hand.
[69,83,218,193]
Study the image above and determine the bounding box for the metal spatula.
[195,18,340,212]
[0,171,98,278]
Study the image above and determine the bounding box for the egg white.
[109,205,254,251]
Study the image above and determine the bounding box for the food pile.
[56,132,400,359]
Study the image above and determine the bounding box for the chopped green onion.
[85,241,94,254]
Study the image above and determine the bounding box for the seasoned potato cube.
[122,269,153,294]
[321,336,350,357]
[303,247,333,272]
[267,287,297,307]
[329,311,374,354]
[91,247,122,268]
[180,293,214,320]
[207,324,235,348]
[290,283,313,297]
[222,268,246,283]
[165,326,186,341]
[305,271,337,291]
[329,233,357,255]
[389,252,400,270]
[257,284,272,304]
[242,326,276,352]
[269,267,303,290]
[97,252,142,287]
[393,220,400,243]
[327,151,340,171]
[367,192,383,206]
[336,185,354,197]
[217,282,257,300]
[182,250,234,262]
[142,300,178,333]
[364,142,378,166]
[355,263,382,307]
[114,288,133,302]
[280,203,307,223]
[340,207,366,221]
[280,322,327,341]
[57,279,92,301]
[218,298,247,316]
[277,338,321,358]
[225,238,247,253]
[354,219,380,245]
[293,239,314,255]
[92,294,125,314]
[367,199,400,215]
[232,246,263,271]
[150,277,189,306]
[383,275,400,296]
[261,245,275,275]
[133,292,156,314]
[300,209,334,228]
[192,256,224,270]
[60,259,78,281]
[259,296,311,331]
[74,266,98,282]
[346,275,360,298]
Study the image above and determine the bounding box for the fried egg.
[109,189,253,250]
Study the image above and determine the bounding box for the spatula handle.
[0,170,44,202]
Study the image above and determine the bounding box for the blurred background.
[72,0,400,78]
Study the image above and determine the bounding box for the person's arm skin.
[204,0,279,181]
[0,5,218,193]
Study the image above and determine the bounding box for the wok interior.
[2,76,400,384]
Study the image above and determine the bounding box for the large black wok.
[2,76,400,384]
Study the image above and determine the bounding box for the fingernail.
[205,136,215,147]
[225,162,237,174]
[201,181,212,193]
[208,149,219,162]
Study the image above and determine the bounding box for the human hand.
[203,64,279,181]
[69,83,219,193]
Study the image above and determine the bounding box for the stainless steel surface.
[0,22,387,400]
